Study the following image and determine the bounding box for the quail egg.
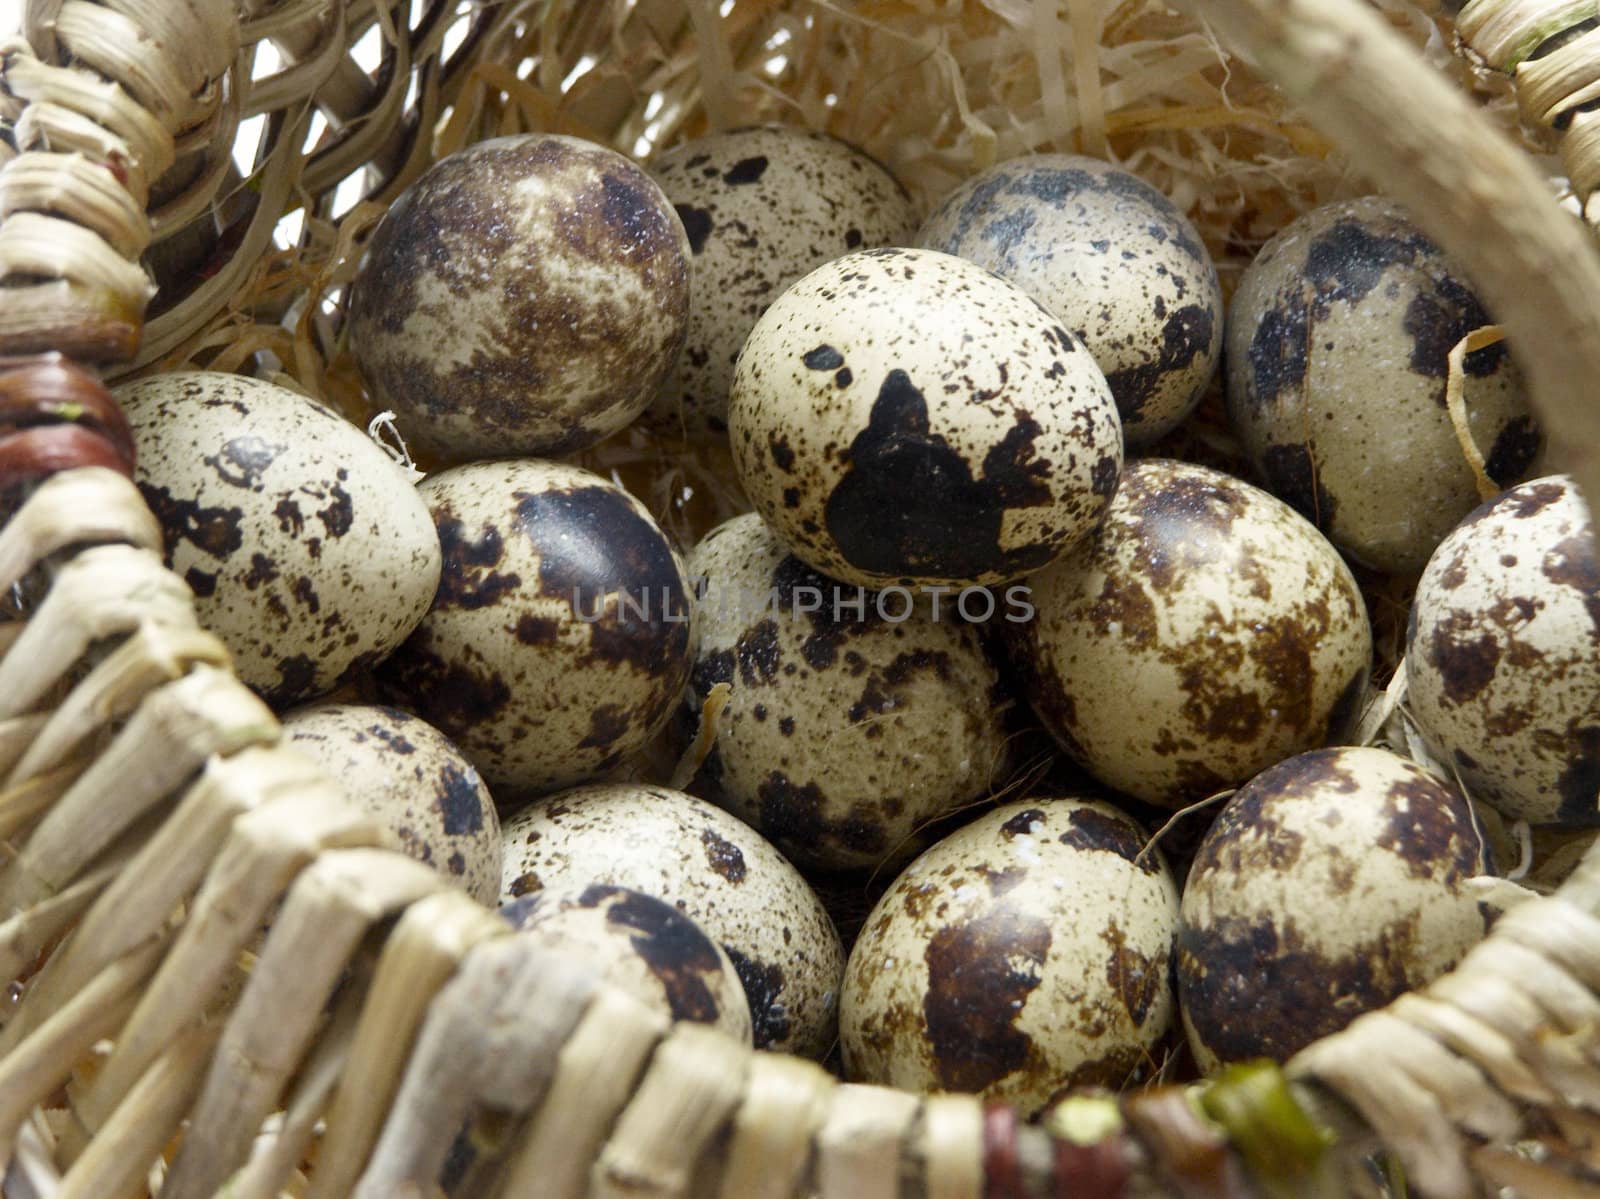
[349,133,691,464]
[728,246,1122,590]
[1226,196,1538,575]
[502,883,753,1044]
[683,511,1017,871]
[645,125,917,435]
[375,459,695,799]
[919,154,1222,445]
[1177,746,1492,1073]
[500,782,844,1058]
[280,702,501,905]
[840,796,1178,1113]
[115,371,440,708]
[1009,459,1372,807]
[1406,476,1600,827]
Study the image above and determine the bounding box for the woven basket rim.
[5,2,1600,1197]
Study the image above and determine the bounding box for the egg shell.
[375,459,695,798]
[348,133,691,463]
[919,154,1222,445]
[499,782,844,1058]
[728,245,1123,590]
[502,883,752,1044]
[840,796,1178,1112]
[1225,195,1537,575]
[280,703,501,905]
[683,511,1016,871]
[1009,458,1372,808]
[645,125,918,435]
[115,371,441,708]
[1405,476,1600,827]
[1177,746,1492,1073]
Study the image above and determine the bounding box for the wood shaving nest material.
[138,0,1544,546]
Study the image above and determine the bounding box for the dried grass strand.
[1445,325,1507,502]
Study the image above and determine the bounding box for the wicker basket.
[4,0,1600,1196]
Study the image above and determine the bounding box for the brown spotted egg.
[500,782,844,1058]
[728,246,1122,590]
[1177,746,1492,1073]
[1009,459,1372,808]
[684,512,1016,872]
[280,703,501,905]
[374,460,694,799]
[919,154,1222,446]
[502,884,752,1044]
[1226,196,1538,575]
[840,796,1178,1113]
[1406,476,1600,827]
[348,133,690,464]
[114,371,440,708]
[645,125,917,435]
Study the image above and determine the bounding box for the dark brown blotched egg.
[682,511,1017,872]
[115,371,440,709]
[280,702,502,905]
[646,125,917,436]
[349,133,691,464]
[499,782,844,1059]
[502,883,753,1044]
[1009,459,1372,808]
[1177,746,1492,1073]
[728,246,1122,590]
[919,153,1222,446]
[1406,476,1600,827]
[840,796,1179,1113]
[376,460,695,799]
[1226,195,1538,575]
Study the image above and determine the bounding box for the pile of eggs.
[116,114,1597,1106]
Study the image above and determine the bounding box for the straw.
[64,787,391,1149]
[0,468,160,599]
[157,847,447,1199]
[0,665,277,925]
[350,938,601,1198]
[0,545,197,722]
[0,743,326,1054]
[51,1020,222,1199]
[6,624,231,785]
[714,1053,836,1199]
[814,1084,922,1199]
[308,888,508,1199]
[489,985,670,1199]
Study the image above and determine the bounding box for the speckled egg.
[500,782,844,1057]
[1406,476,1600,827]
[683,512,1016,871]
[728,246,1122,590]
[1177,746,1492,1073]
[502,883,752,1043]
[840,796,1178,1112]
[114,371,440,708]
[644,125,917,435]
[348,133,690,463]
[280,702,501,905]
[375,459,694,798]
[1226,196,1538,575]
[1009,459,1372,808]
[919,154,1222,446]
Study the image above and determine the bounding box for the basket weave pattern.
[3,1,1600,1196]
